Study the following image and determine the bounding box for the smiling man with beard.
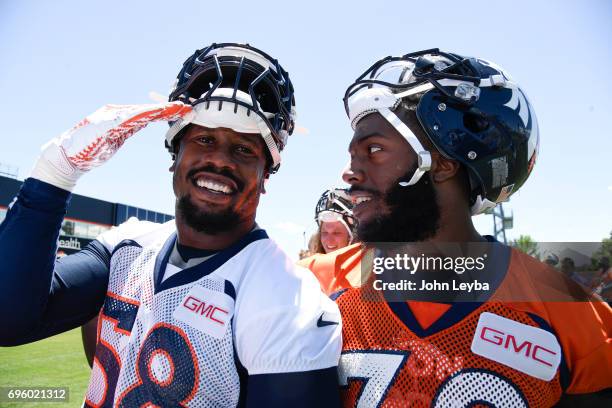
[350,158,441,244]
[175,162,245,235]
[0,43,342,407]
[300,111,445,296]
[304,49,611,407]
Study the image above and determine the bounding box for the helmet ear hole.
[463,112,489,133]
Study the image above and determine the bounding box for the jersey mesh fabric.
[336,287,563,408]
[86,239,241,407]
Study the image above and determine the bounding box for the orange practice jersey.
[306,244,612,407]
[298,243,366,295]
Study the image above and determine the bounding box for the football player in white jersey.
[0,43,342,407]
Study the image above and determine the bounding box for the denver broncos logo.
[503,85,539,160]
[504,86,530,127]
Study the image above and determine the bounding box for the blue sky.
[1,0,610,258]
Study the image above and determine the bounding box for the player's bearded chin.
[176,166,244,235]
[356,164,441,243]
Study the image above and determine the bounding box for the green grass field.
[0,329,91,407]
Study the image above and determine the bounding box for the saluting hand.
[30,102,192,191]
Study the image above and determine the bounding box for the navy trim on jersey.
[246,367,341,407]
[233,321,249,408]
[385,240,511,337]
[527,312,571,391]
[387,301,483,338]
[152,230,176,292]
[225,280,237,301]
[330,288,348,301]
[154,229,269,294]
[111,239,142,256]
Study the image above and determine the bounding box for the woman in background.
[299,189,363,295]
[309,188,355,255]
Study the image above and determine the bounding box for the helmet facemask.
[166,43,296,173]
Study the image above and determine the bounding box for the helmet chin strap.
[377,107,432,187]
[377,108,499,215]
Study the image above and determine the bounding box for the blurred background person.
[560,257,590,288]
[593,257,612,304]
[310,188,355,254]
[300,188,364,294]
[545,253,560,268]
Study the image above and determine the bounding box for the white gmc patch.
[471,312,561,381]
[173,285,234,339]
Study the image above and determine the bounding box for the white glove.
[30,102,192,191]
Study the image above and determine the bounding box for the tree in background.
[510,234,540,259]
[591,231,612,268]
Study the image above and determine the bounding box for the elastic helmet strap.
[378,107,432,186]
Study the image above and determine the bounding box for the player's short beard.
[177,194,241,235]
[175,164,245,235]
[356,164,441,243]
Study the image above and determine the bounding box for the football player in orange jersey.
[329,49,612,407]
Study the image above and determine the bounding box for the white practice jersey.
[84,218,341,407]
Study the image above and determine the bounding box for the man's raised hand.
[30,102,192,191]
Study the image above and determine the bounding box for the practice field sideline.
[0,329,91,407]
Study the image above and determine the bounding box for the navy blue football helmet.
[344,49,539,214]
[165,43,296,173]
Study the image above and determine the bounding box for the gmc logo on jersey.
[471,312,561,381]
[480,326,557,367]
[182,296,229,325]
